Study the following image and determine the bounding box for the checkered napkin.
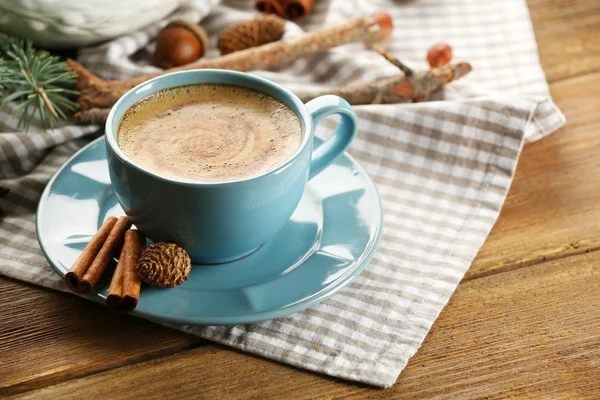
[0,0,565,388]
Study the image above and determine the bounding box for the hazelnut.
[154,20,209,69]
[426,43,453,68]
[369,12,394,43]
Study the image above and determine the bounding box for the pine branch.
[0,33,79,131]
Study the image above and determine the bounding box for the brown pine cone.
[217,15,286,55]
[136,242,192,288]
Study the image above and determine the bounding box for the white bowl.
[0,0,187,49]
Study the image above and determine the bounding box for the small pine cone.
[137,242,192,288]
[218,15,286,55]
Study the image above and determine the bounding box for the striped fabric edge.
[523,98,566,142]
[374,100,540,387]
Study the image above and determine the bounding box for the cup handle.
[305,95,358,179]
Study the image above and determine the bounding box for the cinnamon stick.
[65,217,117,293]
[282,0,316,20]
[0,186,9,219]
[69,12,393,115]
[71,216,132,294]
[256,0,284,16]
[106,229,145,314]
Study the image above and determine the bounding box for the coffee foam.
[118,84,303,183]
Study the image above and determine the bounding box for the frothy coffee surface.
[118,84,302,183]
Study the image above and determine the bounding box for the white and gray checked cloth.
[0,0,565,388]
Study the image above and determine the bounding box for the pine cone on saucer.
[217,15,286,55]
[136,242,192,288]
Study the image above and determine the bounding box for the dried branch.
[297,63,472,104]
[72,107,111,125]
[70,12,394,120]
[371,44,413,77]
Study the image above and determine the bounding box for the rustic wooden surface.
[2,1,600,398]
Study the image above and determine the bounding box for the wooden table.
[2,1,599,398]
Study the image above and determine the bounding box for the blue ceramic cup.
[105,69,357,263]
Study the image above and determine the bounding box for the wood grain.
[394,251,600,399]
[0,278,204,396]
[468,70,600,280]
[529,0,600,83]
[14,251,600,399]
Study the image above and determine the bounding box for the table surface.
[2,1,600,398]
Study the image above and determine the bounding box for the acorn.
[136,242,192,288]
[154,20,209,69]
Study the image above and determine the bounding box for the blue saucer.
[36,137,383,325]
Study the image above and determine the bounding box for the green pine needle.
[0,33,79,132]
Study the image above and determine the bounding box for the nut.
[154,20,209,69]
[426,43,453,68]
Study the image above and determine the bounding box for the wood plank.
[529,0,600,83]
[394,252,600,399]
[0,278,205,396]
[14,249,600,399]
[3,1,600,397]
[467,70,600,280]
